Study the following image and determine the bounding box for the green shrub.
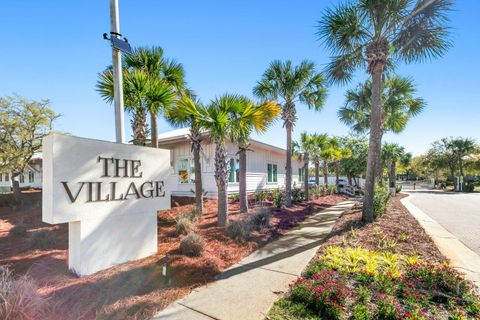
[9,224,27,237]
[226,220,251,240]
[246,207,270,231]
[255,191,268,202]
[464,182,475,192]
[29,230,57,250]
[375,294,401,319]
[373,184,390,218]
[229,192,239,201]
[271,189,284,208]
[292,186,304,203]
[179,232,204,257]
[353,304,373,320]
[0,194,20,208]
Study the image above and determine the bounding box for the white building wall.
[0,164,42,190]
[166,139,303,198]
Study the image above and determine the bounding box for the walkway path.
[154,200,356,320]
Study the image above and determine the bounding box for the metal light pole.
[109,0,125,143]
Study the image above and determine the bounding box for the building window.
[267,163,278,183]
[178,158,195,184]
[228,157,239,183]
[19,174,25,183]
[0,174,2,182]
[5,173,9,181]
[299,168,305,182]
[28,172,35,183]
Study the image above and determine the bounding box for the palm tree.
[339,75,425,182]
[318,0,452,222]
[196,94,253,226]
[230,100,281,213]
[448,137,477,187]
[382,142,406,195]
[293,133,316,200]
[165,95,206,214]
[329,137,352,193]
[311,133,329,186]
[253,60,327,206]
[97,69,152,145]
[97,47,185,146]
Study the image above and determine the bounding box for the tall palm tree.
[97,47,185,146]
[339,75,425,181]
[382,142,406,195]
[253,60,327,206]
[230,100,281,213]
[293,132,316,200]
[318,0,452,222]
[165,95,206,214]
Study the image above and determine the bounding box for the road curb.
[401,193,480,290]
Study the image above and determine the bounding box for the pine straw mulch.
[314,193,447,263]
[0,192,347,320]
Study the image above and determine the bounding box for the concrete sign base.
[68,212,157,275]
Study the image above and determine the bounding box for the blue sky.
[1,0,479,155]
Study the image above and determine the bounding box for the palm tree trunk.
[150,113,158,148]
[335,160,340,193]
[192,140,203,214]
[315,160,320,186]
[214,142,228,226]
[303,153,309,201]
[375,131,384,183]
[323,160,329,187]
[285,122,293,207]
[239,147,248,213]
[132,107,147,146]
[363,70,383,223]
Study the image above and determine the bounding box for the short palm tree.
[311,133,329,186]
[293,132,316,200]
[253,60,327,206]
[339,75,425,181]
[318,0,452,222]
[230,100,281,213]
[197,94,249,226]
[165,95,206,214]
[448,138,477,181]
[382,142,406,194]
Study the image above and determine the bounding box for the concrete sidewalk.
[401,193,480,289]
[154,200,356,320]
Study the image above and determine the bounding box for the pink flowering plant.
[290,270,350,319]
[276,248,480,319]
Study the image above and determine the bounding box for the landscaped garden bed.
[267,194,480,320]
[0,191,346,319]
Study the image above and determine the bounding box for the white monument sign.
[42,134,171,275]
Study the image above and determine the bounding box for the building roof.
[157,128,287,154]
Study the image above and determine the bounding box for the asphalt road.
[407,190,480,256]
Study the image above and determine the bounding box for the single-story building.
[157,128,305,199]
[0,157,43,191]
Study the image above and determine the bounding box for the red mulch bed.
[314,193,447,263]
[0,192,347,320]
